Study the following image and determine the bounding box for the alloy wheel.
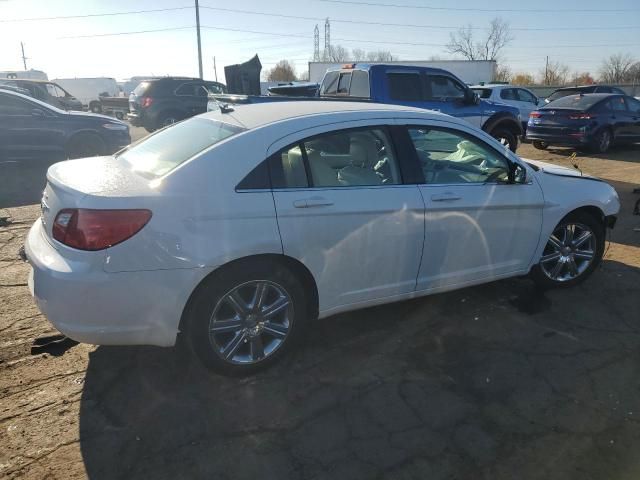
[599,130,611,152]
[208,280,293,365]
[539,222,596,282]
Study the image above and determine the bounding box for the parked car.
[526,94,640,153]
[210,64,524,152]
[128,77,227,132]
[0,89,130,161]
[0,79,83,111]
[53,77,119,113]
[544,85,626,104]
[471,84,540,132]
[25,102,619,375]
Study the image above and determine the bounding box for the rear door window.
[349,70,370,98]
[610,96,627,112]
[0,93,33,115]
[337,73,352,94]
[500,88,517,101]
[175,83,197,96]
[387,73,423,101]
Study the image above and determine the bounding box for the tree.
[328,46,396,62]
[600,53,636,83]
[365,50,395,62]
[266,60,297,82]
[540,60,569,86]
[323,45,350,62]
[494,64,512,82]
[446,17,513,61]
[570,72,595,85]
[511,72,535,85]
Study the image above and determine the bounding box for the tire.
[65,133,106,159]
[156,111,181,130]
[490,128,518,152]
[89,102,102,114]
[532,140,548,150]
[591,128,612,153]
[115,112,124,120]
[144,126,156,133]
[185,260,308,376]
[530,211,604,289]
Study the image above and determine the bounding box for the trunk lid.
[41,156,155,244]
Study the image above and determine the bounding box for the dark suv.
[544,85,626,104]
[128,77,226,132]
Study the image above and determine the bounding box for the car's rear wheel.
[89,102,102,113]
[532,140,548,150]
[490,128,518,152]
[186,261,308,375]
[592,128,612,153]
[156,111,181,130]
[530,211,604,289]
[65,133,106,159]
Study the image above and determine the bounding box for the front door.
[270,125,425,313]
[423,74,483,128]
[405,124,544,291]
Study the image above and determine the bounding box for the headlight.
[102,123,128,131]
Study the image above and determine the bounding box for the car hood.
[524,158,600,181]
[64,110,125,124]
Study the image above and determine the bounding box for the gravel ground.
[1,142,639,479]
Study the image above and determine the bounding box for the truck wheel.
[490,128,518,152]
[532,141,548,150]
[89,102,102,113]
[65,133,106,159]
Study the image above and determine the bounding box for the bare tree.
[323,45,350,62]
[511,72,535,85]
[266,60,297,82]
[494,64,512,82]
[540,60,569,86]
[446,17,513,61]
[365,50,395,62]
[351,48,366,61]
[570,71,595,85]
[599,53,636,83]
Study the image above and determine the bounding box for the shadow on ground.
[79,262,640,480]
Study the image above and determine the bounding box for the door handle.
[293,197,334,208]
[431,193,461,202]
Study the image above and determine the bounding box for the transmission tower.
[324,18,330,60]
[313,25,320,62]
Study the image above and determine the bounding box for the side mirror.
[31,108,45,117]
[464,90,479,105]
[510,162,528,184]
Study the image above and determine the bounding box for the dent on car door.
[405,124,544,291]
[269,125,426,313]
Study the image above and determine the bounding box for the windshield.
[472,88,492,99]
[117,117,244,177]
[543,94,604,110]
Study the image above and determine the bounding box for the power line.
[317,0,640,13]
[0,6,193,23]
[59,26,194,39]
[198,5,639,31]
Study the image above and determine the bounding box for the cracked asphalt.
[1,143,640,479]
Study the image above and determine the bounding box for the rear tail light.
[140,97,153,108]
[52,209,152,251]
[529,112,542,118]
[569,113,595,120]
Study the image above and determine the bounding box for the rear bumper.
[24,220,203,347]
[127,112,144,127]
[525,132,592,146]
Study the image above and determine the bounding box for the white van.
[0,69,48,80]
[52,77,119,112]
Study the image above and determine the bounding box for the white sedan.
[25,102,620,375]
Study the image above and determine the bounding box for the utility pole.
[20,42,28,70]
[544,56,549,85]
[324,18,330,60]
[195,0,203,79]
[313,25,320,62]
[213,56,218,82]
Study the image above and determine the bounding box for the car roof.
[326,63,455,77]
[553,85,610,91]
[202,100,458,130]
[470,84,516,89]
[0,88,65,112]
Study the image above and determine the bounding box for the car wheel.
[532,140,548,150]
[592,128,612,153]
[186,261,308,376]
[530,211,604,289]
[90,102,102,113]
[491,128,518,152]
[65,133,106,159]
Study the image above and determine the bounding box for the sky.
[0,0,639,84]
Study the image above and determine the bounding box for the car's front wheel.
[185,261,308,375]
[490,128,518,152]
[530,211,604,289]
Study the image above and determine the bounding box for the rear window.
[544,94,603,110]
[132,82,150,96]
[472,88,492,99]
[546,88,586,102]
[117,117,244,177]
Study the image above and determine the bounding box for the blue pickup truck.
[210,64,523,151]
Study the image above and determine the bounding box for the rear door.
[269,123,425,313]
[404,123,543,290]
[175,82,208,117]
